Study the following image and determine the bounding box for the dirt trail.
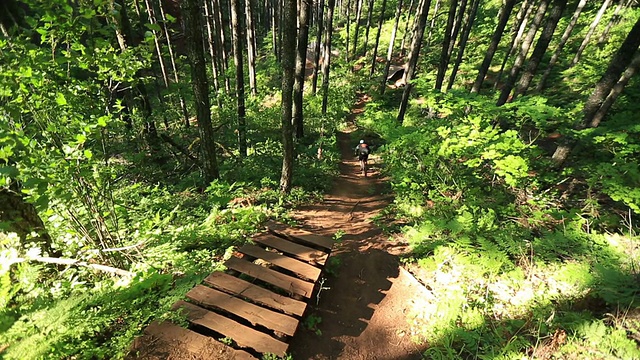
[287,96,429,360]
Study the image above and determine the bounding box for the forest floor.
[286,93,430,360]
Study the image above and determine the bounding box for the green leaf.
[56,93,67,106]
[97,116,108,127]
[76,134,87,143]
[145,23,162,32]
[84,149,93,159]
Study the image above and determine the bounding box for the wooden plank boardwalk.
[129,222,333,359]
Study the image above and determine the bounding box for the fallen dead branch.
[11,256,133,277]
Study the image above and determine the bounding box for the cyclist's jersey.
[355,143,370,156]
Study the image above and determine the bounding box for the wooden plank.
[131,320,256,359]
[225,256,315,298]
[266,221,334,251]
[173,301,289,356]
[239,244,321,281]
[186,285,299,336]
[253,234,327,266]
[204,272,307,317]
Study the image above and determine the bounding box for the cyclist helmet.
[359,140,365,144]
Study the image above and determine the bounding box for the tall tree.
[345,0,351,61]
[598,0,632,45]
[312,0,325,93]
[512,0,568,99]
[496,0,549,106]
[352,0,364,61]
[246,0,258,96]
[552,17,640,166]
[182,0,220,181]
[230,0,248,157]
[280,0,297,192]
[536,0,587,92]
[293,0,311,138]
[397,0,432,123]
[369,0,387,77]
[321,0,336,114]
[494,0,532,89]
[203,0,221,92]
[361,0,375,57]
[426,0,441,46]
[381,0,403,93]
[470,0,516,93]
[435,0,458,90]
[446,0,480,90]
[571,0,613,65]
[212,0,231,91]
[399,0,415,55]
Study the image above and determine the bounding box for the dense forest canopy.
[1,0,640,358]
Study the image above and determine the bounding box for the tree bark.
[470,0,516,93]
[361,0,375,58]
[293,0,311,138]
[381,0,403,93]
[182,0,220,182]
[272,0,279,60]
[435,0,458,90]
[536,0,586,92]
[571,0,612,66]
[512,0,567,100]
[496,0,549,106]
[447,0,467,60]
[204,0,221,92]
[321,0,335,114]
[212,0,231,91]
[280,0,297,193]
[230,0,248,157]
[552,18,640,166]
[245,0,258,96]
[446,0,480,90]
[312,0,325,94]
[369,0,387,77]
[397,0,431,123]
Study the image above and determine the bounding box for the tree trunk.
[0,186,59,257]
[230,0,248,157]
[400,0,415,56]
[571,0,612,66]
[246,0,258,96]
[321,0,335,114]
[435,0,458,90]
[397,0,431,123]
[312,0,325,94]
[361,0,375,58]
[352,0,363,61]
[182,0,220,182]
[381,0,403,93]
[470,0,516,93]
[272,0,279,60]
[293,0,311,138]
[369,0,387,77]
[143,0,169,87]
[590,51,640,128]
[447,0,467,60]
[280,0,297,193]
[512,0,567,100]
[212,0,231,91]
[159,0,190,125]
[494,0,532,90]
[598,0,631,45]
[345,0,351,61]
[426,0,440,46]
[204,0,221,92]
[496,0,549,106]
[552,17,640,166]
[536,0,586,92]
[446,0,480,90]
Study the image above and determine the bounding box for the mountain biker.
[354,140,371,177]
